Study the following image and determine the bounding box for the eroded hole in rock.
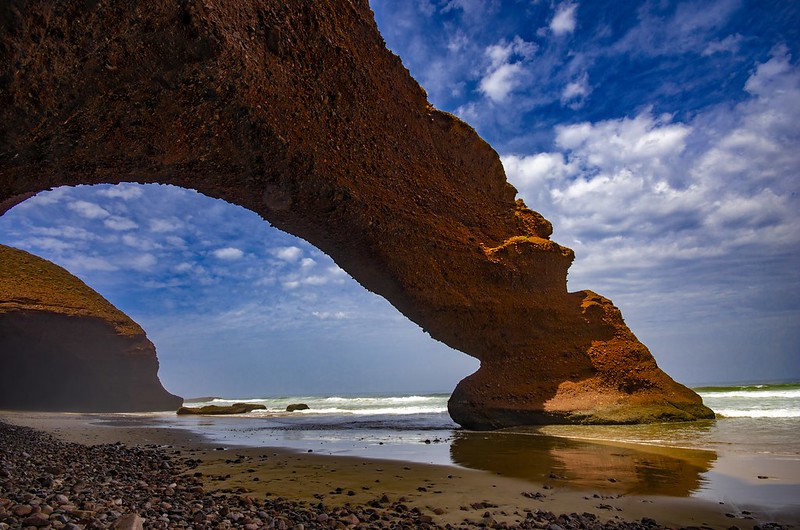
[0,183,479,403]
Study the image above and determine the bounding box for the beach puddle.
[450,430,716,497]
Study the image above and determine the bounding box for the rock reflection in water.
[450,431,716,496]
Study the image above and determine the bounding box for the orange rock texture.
[0,1,713,427]
[0,245,182,411]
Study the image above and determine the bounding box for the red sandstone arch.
[0,0,713,428]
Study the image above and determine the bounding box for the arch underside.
[0,0,713,428]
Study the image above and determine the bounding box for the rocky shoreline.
[0,421,787,529]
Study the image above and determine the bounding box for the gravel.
[0,421,787,529]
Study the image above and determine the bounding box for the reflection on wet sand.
[450,430,716,497]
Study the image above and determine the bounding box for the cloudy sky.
[1,0,798,397]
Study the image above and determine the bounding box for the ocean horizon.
[180,380,800,418]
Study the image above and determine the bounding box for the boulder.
[0,1,713,427]
[0,245,182,412]
[286,403,310,412]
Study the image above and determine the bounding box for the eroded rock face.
[0,1,713,426]
[0,245,182,412]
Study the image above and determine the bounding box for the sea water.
[113,383,800,510]
[168,393,458,464]
[172,384,800,456]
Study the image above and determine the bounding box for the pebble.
[0,420,791,530]
[22,513,50,527]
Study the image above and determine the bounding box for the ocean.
[125,383,800,512]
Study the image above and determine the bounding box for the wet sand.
[2,411,798,528]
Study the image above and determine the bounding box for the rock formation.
[0,245,182,412]
[0,1,713,427]
[176,403,266,415]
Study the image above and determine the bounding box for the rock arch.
[0,0,713,428]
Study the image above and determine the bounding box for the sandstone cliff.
[0,1,713,427]
[0,245,182,412]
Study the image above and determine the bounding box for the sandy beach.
[2,411,798,529]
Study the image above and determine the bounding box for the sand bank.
[1,411,797,529]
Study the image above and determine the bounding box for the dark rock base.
[0,312,181,412]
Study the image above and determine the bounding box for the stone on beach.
[176,403,267,415]
[21,512,50,527]
[113,513,144,530]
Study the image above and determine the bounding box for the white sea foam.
[697,384,800,421]
[187,394,450,415]
[282,406,446,416]
[703,389,800,399]
[714,408,800,418]
[321,395,438,405]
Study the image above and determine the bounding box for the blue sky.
[1,0,798,397]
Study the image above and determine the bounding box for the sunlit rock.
[0,1,713,427]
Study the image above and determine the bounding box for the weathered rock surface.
[176,403,267,415]
[0,1,713,427]
[286,403,310,412]
[0,245,182,412]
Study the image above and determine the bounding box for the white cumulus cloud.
[67,200,109,219]
[478,36,537,103]
[97,184,144,200]
[479,63,523,102]
[554,111,691,181]
[312,311,348,320]
[149,218,181,233]
[274,246,303,262]
[560,72,592,108]
[213,247,245,260]
[104,216,138,231]
[129,253,157,271]
[550,3,578,36]
[19,237,74,253]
